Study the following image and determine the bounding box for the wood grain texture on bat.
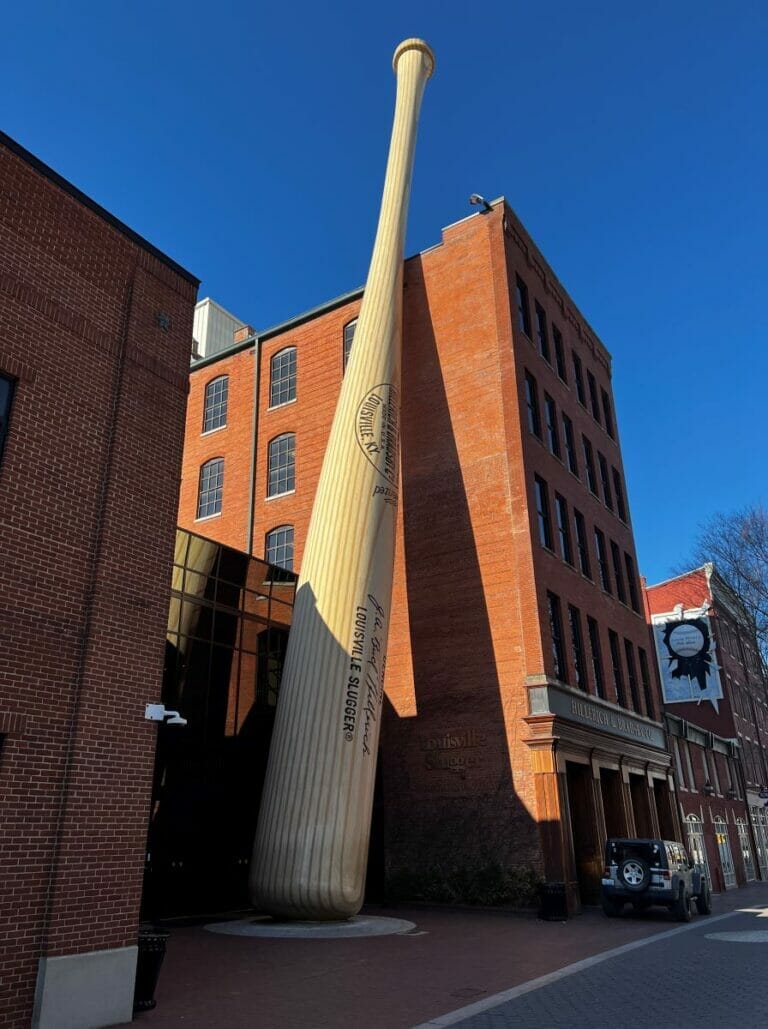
[250,38,434,920]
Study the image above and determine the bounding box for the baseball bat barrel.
[250,38,434,920]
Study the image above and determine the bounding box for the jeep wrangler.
[601,838,712,921]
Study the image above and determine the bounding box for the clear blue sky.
[2,1,765,583]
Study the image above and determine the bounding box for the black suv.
[602,838,712,921]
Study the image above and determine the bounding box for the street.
[421,904,768,1028]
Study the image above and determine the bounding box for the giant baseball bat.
[250,38,434,920]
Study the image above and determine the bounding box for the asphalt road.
[431,904,768,1028]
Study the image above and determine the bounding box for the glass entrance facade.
[714,817,737,889]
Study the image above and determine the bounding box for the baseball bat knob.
[392,38,435,78]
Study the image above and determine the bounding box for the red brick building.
[646,565,768,891]
[0,132,198,1027]
[179,199,677,913]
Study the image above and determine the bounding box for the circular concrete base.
[204,915,416,939]
[706,930,768,944]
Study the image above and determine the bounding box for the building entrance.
[630,773,655,837]
[600,768,627,838]
[565,762,602,904]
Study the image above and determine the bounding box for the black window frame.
[587,616,605,699]
[574,509,592,579]
[269,347,297,408]
[624,638,641,712]
[197,456,224,519]
[598,452,613,510]
[638,647,654,718]
[562,413,578,475]
[525,371,542,438]
[612,467,627,522]
[587,369,601,424]
[595,527,611,593]
[572,351,586,406]
[610,539,627,604]
[516,275,532,338]
[555,493,573,565]
[582,435,598,494]
[548,591,568,683]
[568,604,588,692]
[553,325,567,382]
[625,552,641,613]
[544,393,561,458]
[534,475,553,550]
[608,629,626,706]
[601,388,615,439]
[535,301,550,363]
[202,374,229,433]
[0,372,16,467]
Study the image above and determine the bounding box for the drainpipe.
[246,333,261,556]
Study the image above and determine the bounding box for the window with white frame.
[267,433,295,497]
[343,320,357,369]
[736,818,756,881]
[684,814,709,880]
[197,457,224,518]
[714,816,737,888]
[270,348,297,407]
[203,375,228,433]
[266,525,294,571]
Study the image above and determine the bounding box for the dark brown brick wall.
[0,138,196,1027]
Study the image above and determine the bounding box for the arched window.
[202,375,228,432]
[713,816,737,888]
[197,457,224,518]
[684,814,709,882]
[269,347,297,407]
[267,433,295,497]
[343,319,357,370]
[736,818,756,881]
[266,525,294,571]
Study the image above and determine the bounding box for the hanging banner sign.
[651,612,723,712]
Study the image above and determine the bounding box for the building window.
[638,646,654,718]
[685,815,709,878]
[598,452,613,510]
[714,817,737,889]
[544,394,560,457]
[625,553,641,612]
[553,325,567,382]
[516,276,531,338]
[547,592,568,683]
[535,302,550,362]
[561,414,578,476]
[197,457,224,519]
[266,525,294,571]
[587,370,601,424]
[267,433,296,497]
[582,435,598,494]
[0,373,16,466]
[525,371,541,438]
[672,737,686,787]
[612,467,627,522]
[343,319,357,370]
[569,605,588,691]
[608,629,626,706]
[736,819,757,881]
[202,375,228,433]
[574,509,592,578]
[601,388,615,439]
[595,528,611,593]
[611,540,627,604]
[572,351,586,405]
[270,347,297,407]
[624,639,641,712]
[587,617,605,699]
[534,475,553,550]
[555,494,573,564]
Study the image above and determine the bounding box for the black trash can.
[538,881,568,921]
[133,928,169,1013]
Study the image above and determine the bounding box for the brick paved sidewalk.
[124,881,768,1029]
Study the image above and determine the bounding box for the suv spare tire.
[618,856,650,891]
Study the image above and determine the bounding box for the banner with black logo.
[652,612,723,711]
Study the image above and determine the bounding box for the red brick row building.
[646,565,768,892]
[0,132,198,1028]
[179,199,678,913]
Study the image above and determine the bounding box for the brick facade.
[179,200,674,910]
[0,133,197,1027]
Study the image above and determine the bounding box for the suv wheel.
[618,857,650,892]
[697,882,712,916]
[673,885,692,922]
